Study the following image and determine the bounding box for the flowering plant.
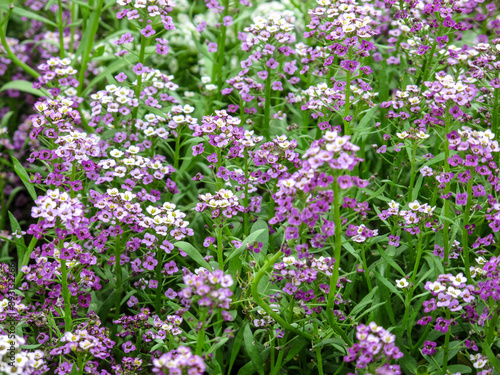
[0,0,500,374]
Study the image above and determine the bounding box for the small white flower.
[396,278,409,288]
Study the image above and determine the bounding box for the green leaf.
[0,80,45,97]
[364,184,389,202]
[236,362,256,375]
[8,212,26,271]
[376,244,405,277]
[349,286,378,318]
[446,365,472,374]
[372,270,404,303]
[174,241,212,270]
[353,105,379,142]
[11,157,37,201]
[97,291,116,323]
[243,324,265,375]
[1,110,13,128]
[283,338,308,365]
[7,5,58,27]
[228,322,246,374]
[225,229,267,264]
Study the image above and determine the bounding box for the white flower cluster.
[54,131,102,162]
[0,335,46,374]
[101,145,174,180]
[143,202,190,229]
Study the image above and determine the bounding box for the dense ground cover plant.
[0,0,500,373]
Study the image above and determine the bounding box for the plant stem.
[441,310,451,375]
[0,9,41,80]
[263,67,272,141]
[462,177,473,283]
[217,224,224,270]
[443,111,451,270]
[77,0,104,94]
[361,245,372,292]
[251,251,314,340]
[313,321,324,375]
[114,235,123,323]
[195,310,207,356]
[215,0,229,102]
[60,260,73,331]
[326,175,342,317]
[131,33,148,119]
[70,1,77,54]
[410,230,423,286]
[174,130,182,171]
[57,0,65,58]
[343,71,351,135]
[243,159,249,236]
[408,141,417,202]
[155,249,164,316]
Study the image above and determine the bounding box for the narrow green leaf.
[243,324,265,375]
[283,338,307,365]
[174,241,212,270]
[373,270,404,303]
[228,322,246,374]
[0,80,45,97]
[12,157,37,201]
[349,286,378,318]
[376,244,405,277]
[225,229,266,263]
[8,6,58,27]
[8,212,26,271]
[353,105,378,142]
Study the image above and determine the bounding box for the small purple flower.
[141,25,156,38]
[455,192,468,205]
[435,317,451,333]
[266,58,279,69]
[192,143,205,156]
[422,341,437,355]
[257,71,268,80]
[340,60,360,73]
[337,175,353,189]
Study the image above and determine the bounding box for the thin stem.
[408,141,417,202]
[57,0,65,58]
[410,231,423,286]
[174,131,182,171]
[0,9,41,79]
[217,224,224,270]
[70,1,77,54]
[60,260,73,331]
[155,249,164,315]
[131,34,148,119]
[462,177,473,283]
[441,310,451,375]
[263,67,272,140]
[77,0,104,94]
[114,235,123,323]
[215,0,229,102]
[361,245,372,292]
[251,251,314,340]
[486,303,499,345]
[195,310,207,356]
[313,321,324,375]
[243,158,249,236]
[343,71,352,135]
[326,175,342,317]
[443,110,451,270]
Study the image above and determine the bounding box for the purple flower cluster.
[344,322,403,373]
[178,268,234,318]
[152,346,205,375]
